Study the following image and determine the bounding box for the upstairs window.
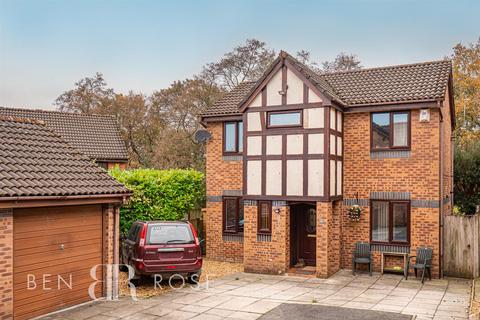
[371,112,410,150]
[223,121,243,154]
[223,197,244,234]
[267,110,302,128]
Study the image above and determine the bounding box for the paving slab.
[40,272,471,320]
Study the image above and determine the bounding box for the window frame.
[222,197,243,234]
[370,111,411,151]
[370,200,411,245]
[266,110,303,128]
[223,121,243,155]
[257,200,272,234]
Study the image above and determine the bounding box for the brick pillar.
[0,209,13,320]
[316,201,341,278]
[103,204,114,300]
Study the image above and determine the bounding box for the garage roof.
[0,116,130,198]
[0,106,128,162]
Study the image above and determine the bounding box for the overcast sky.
[1,0,479,109]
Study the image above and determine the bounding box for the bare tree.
[296,50,321,72]
[54,73,115,114]
[322,53,362,73]
[198,39,276,90]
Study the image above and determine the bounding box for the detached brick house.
[0,106,129,169]
[200,51,454,278]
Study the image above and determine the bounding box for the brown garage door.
[13,205,104,320]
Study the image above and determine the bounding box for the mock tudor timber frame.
[240,54,344,202]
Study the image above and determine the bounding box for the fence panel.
[444,214,480,278]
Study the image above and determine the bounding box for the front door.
[291,204,316,266]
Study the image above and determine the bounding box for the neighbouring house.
[0,116,131,320]
[200,51,454,279]
[0,106,129,169]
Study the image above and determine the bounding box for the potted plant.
[347,205,362,222]
[347,193,362,222]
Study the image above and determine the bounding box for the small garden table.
[381,251,409,277]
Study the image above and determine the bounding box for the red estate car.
[120,221,202,282]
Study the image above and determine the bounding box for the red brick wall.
[243,204,289,274]
[205,122,244,261]
[442,86,454,215]
[316,201,341,277]
[342,109,442,277]
[0,209,13,320]
[106,162,127,170]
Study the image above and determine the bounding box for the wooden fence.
[444,213,480,278]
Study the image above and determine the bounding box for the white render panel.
[330,108,336,130]
[266,69,282,106]
[247,112,262,131]
[247,136,262,156]
[249,93,262,107]
[308,133,324,154]
[287,134,303,154]
[337,161,342,195]
[308,159,324,196]
[287,160,303,196]
[330,160,336,196]
[266,135,282,155]
[330,134,336,155]
[247,160,262,195]
[337,112,342,132]
[337,136,342,156]
[308,88,322,103]
[304,107,324,128]
[266,160,282,195]
[286,68,303,104]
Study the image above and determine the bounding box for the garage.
[0,116,130,319]
[13,206,103,319]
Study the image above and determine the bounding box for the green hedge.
[109,168,205,232]
[454,141,480,215]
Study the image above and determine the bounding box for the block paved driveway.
[43,270,471,320]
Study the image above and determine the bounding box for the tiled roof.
[321,60,451,106]
[0,116,130,198]
[201,82,256,117]
[0,107,128,161]
[200,54,452,117]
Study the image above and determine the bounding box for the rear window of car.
[147,224,194,244]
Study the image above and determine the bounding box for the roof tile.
[0,116,130,198]
[201,55,451,117]
[0,107,128,161]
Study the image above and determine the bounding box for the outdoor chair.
[352,242,372,276]
[406,247,432,283]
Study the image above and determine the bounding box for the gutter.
[0,193,132,202]
[439,100,445,278]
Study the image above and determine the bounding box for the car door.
[123,223,140,264]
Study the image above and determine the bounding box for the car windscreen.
[147,224,194,245]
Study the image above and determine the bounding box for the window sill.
[222,155,243,162]
[257,233,272,242]
[370,150,411,159]
[222,233,244,242]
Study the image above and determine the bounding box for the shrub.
[110,168,205,232]
[454,141,480,215]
